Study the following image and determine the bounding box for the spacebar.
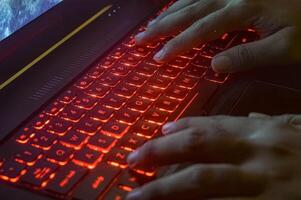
[71,163,120,200]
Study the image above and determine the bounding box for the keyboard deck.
[0,2,258,200]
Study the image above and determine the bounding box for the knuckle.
[184,129,203,152]
[235,44,256,67]
[188,165,211,185]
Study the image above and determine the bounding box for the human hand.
[136,0,301,73]
[126,114,301,200]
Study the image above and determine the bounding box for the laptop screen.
[0,0,62,41]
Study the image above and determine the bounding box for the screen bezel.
[0,0,116,89]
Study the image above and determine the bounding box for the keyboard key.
[15,146,42,166]
[120,134,146,152]
[86,65,105,79]
[138,86,162,101]
[179,49,199,60]
[155,96,180,112]
[90,105,114,122]
[73,147,103,169]
[48,118,73,136]
[176,74,199,89]
[76,116,102,135]
[44,101,65,117]
[107,148,130,169]
[22,159,58,187]
[127,96,152,112]
[147,75,173,89]
[103,187,128,200]
[74,76,95,89]
[31,113,51,130]
[0,160,26,182]
[15,127,36,144]
[191,55,211,68]
[129,46,151,57]
[120,54,142,67]
[113,83,137,98]
[101,120,130,139]
[158,66,181,78]
[125,72,147,87]
[98,72,121,87]
[30,132,57,150]
[46,143,74,165]
[201,44,223,58]
[85,82,110,99]
[144,58,163,67]
[122,36,136,48]
[87,134,116,153]
[146,41,161,49]
[46,163,87,195]
[110,46,127,59]
[184,65,207,78]
[144,108,169,125]
[204,69,229,83]
[99,57,116,69]
[118,172,141,188]
[72,164,120,200]
[111,65,132,77]
[72,96,98,110]
[60,130,89,150]
[115,108,141,125]
[57,89,77,104]
[132,120,159,139]
[102,94,127,110]
[166,85,189,101]
[168,57,189,69]
[60,105,85,122]
[135,63,157,77]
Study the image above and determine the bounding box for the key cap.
[46,143,74,165]
[87,134,116,153]
[99,57,116,69]
[166,85,189,101]
[15,127,36,144]
[98,72,121,87]
[155,96,180,112]
[72,96,97,110]
[147,76,173,89]
[135,63,157,77]
[110,46,127,59]
[31,113,51,130]
[86,65,105,79]
[72,164,120,200]
[47,118,72,136]
[58,89,77,104]
[184,65,207,78]
[107,148,130,169]
[113,83,137,98]
[111,64,132,76]
[30,132,57,150]
[74,76,95,89]
[191,55,211,68]
[90,105,114,122]
[146,41,161,49]
[122,36,136,48]
[129,46,151,57]
[102,94,127,110]
[60,105,85,122]
[201,44,222,58]
[76,116,102,135]
[204,69,229,83]
[138,86,162,101]
[125,72,147,87]
[127,96,152,112]
[120,54,142,67]
[85,82,110,99]
[179,49,199,60]
[144,58,163,67]
[103,186,128,200]
[15,146,42,166]
[118,172,141,188]
[73,147,103,169]
[168,57,189,69]
[60,130,89,150]
[0,160,26,182]
[132,120,159,139]
[119,134,145,152]
[158,66,181,79]
[46,163,87,195]
[176,74,199,89]
[22,159,58,187]
[44,101,65,117]
[101,120,130,139]
[144,108,169,125]
[115,108,141,125]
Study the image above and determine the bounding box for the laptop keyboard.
[0,2,259,200]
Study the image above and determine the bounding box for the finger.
[248,112,271,119]
[126,164,265,200]
[127,120,254,168]
[212,27,295,73]
[136,0,224,45]
[153,7,247,62]
[273,114,301,126]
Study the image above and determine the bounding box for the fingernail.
[135,32,146,42]
[126,189,142,200]
[162,122,174,135]
[127,150,139,168]
[212,56,232,73]
[148,19,157,26]
[154,48,166,62]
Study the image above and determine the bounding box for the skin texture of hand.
[135,0,301,73]
[126,114,301,200]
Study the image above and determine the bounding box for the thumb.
[212,27,294,73]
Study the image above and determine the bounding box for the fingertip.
[126,189,142,200]
[153,48,167,62]
[212,56,232,73]
[127,150,140,168]
[135,32,146,45]
[162,122,176,135]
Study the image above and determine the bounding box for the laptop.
[1,0,301,199]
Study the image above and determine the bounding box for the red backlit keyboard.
[0,2,258,200]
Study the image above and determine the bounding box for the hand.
[126,114,301,200]
[135,0,301,73]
